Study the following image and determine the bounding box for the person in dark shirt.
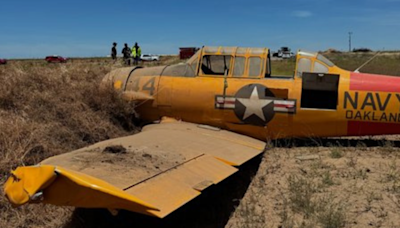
[122,43,131,65]
[111,42,117,60]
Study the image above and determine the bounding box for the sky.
[0,0,400,58]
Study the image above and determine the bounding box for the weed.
[287,175,316,217]
[380,140,395,153]
[355,141,367,151]
[346,156,357,168]
[314,195,346,228]
[385,161,399,182]
[354,169,368,180]
[322,171,335,187]
[366,191,383,211]
[386,182,400,195]
[329,147,343,159]
[278,190,295,228]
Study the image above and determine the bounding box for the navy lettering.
[346,110,353,119]
[372,112,378,121]
[376,93,391,111]
[389,113,397,122]
[381,112,388,122]
[364,111,371,120]
[361,93,376,110]
[344,92,358,109]
[354,111,362,120]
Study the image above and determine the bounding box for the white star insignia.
[236,86,272,121]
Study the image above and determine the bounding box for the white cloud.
[293,11,313,18]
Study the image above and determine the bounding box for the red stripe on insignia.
[224,101,235,104]
[274,104,294,108]
[347,121,400,136]
[350,72,400,92]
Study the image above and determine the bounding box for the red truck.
[45,55,67,63]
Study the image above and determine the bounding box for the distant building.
[179,47,199,59]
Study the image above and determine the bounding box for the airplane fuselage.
[127,72,400,141]
[105,47,400,141]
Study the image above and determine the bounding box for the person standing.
[111,42,117,61]
[131,42,142,65]
[122,43,131,65]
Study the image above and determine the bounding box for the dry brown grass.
[0,59,138,227]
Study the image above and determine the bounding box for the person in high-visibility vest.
[131,42,142,65]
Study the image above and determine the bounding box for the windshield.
[317,54,334,67]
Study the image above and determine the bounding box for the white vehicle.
[140,54,160,61]
[272,47,294,59]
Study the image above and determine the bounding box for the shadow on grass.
[63,154,263,228]
[273,137,400,148]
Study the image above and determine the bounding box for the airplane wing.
[4,119,265,218]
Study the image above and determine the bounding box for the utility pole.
[348,32,353,52]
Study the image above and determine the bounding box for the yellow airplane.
[4,46,400,218]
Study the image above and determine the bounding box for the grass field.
[0,53,400,228]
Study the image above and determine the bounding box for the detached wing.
[4,120,265,218]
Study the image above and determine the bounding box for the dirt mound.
[324,48,342,54]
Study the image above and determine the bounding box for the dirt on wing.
[41,142,185,189]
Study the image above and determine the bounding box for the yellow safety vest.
[131,47,136,57]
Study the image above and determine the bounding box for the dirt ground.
[226,137,400,228]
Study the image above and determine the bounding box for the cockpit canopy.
[129,46,337,79]
[197,47,270,78]
[296,50,335,76]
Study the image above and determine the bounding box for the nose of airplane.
[100,67,137,92]
[100,67,155,102]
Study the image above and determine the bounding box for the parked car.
[140,54,159,61]
[45,55,67,63]
[0,58,7,65]
[273,47,294,59]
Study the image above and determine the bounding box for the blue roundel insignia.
[234,84,275,126]
[215,84,296,126]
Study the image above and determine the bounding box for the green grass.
[329,148,344,159]
[324,52,400,76]
[271,58,297,76]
